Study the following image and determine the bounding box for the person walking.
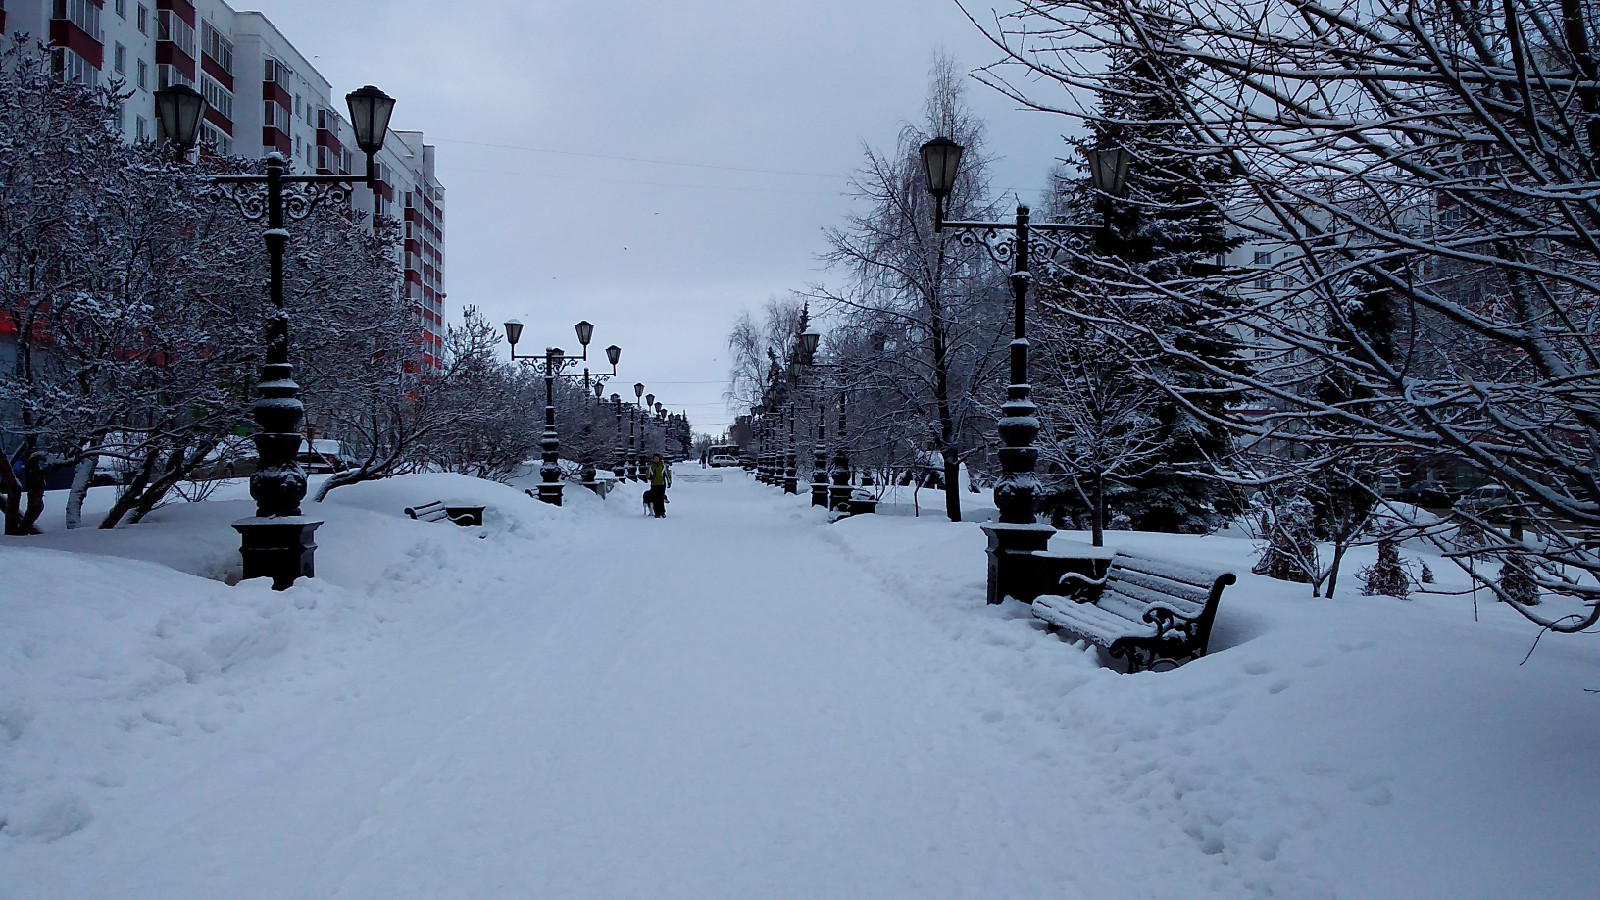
[646,453,672,518]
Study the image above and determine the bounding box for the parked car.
[1395,479,1457,509]
[89,432,145,486]
[298,439,359,474]
[1454,484,1525,523]
[709,454,740,468]
[195,436,259,480]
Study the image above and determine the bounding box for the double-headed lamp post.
[154,82,396,591]
[503,319,621,506]
[919,136,1130,604]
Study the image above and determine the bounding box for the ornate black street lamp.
[503,319,621,505]
[920,135,1130,604]
[610,393,626,478]
[155,82,396,591]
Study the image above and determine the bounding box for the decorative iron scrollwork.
[947,225,1084,275]
[204,180,350,224]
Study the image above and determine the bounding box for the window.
[263,57,292,87]
[116,0,127,17]
[137,3,148,34]
[263,100,290,131]
[51,47,100,86]
[294,93,301,117]
[294,134,302,157]
[157,64,193,90]
[135,115,148,141]
[1253,250,1275,291]
[200,22,233,73]
[136,59,148,90]
[203,123,233,157]
[113,42,126,75]
[157,10,196,59]
[200,76,232,120]
[305,103,313,127]
[52,0,102,38]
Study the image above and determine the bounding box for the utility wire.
[434,164,842,197]
[432,137,842,179]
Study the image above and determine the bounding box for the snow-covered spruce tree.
[1360,539,1410,601]
[967,0,1600,631]
[1252,489,1316,584]
[1032,35,1247,534]
[816,53,1010,522]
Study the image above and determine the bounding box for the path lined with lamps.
[8,473,1265,898]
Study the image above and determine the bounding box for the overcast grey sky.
[247,0,1073,435]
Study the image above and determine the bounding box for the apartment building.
[3,0,446,369]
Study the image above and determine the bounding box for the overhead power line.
[432,137,842,179]
[434,165,842,197]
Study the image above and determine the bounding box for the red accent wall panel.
[201,54,232,91]
[262,127,290,155]
[262,81,291,109]
[156,0,196,27]
[49,20,104,69]
[203,106,232,134]
[155,42,196,78]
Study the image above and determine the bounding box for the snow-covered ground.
[2,471,1597,898]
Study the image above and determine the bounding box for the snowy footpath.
[3,472,1598,898]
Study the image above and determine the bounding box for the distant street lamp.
[503,319,621,505]
[154,82,396,590]
[632,382,646,479]
[796,329,859,511]
[920,135,1129,604]
[610,393,626,478]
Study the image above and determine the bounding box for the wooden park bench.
[403,500,485,527]
[1030,552,1235,673]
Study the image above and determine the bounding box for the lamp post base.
[234,517,322,591]
[811,481,828,507]
[783,474,798,494]
[537,483,564,506]
[980,522,1057,606]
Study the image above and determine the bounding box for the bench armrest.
[1058,569,1108,601]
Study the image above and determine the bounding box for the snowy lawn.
[2,471,1597,898]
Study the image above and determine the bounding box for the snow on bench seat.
[1031,552,1236,673]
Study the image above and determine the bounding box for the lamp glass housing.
[606,344,622,366]
[548,347,565,367]
[800,330,821,361]
[574,320,594,346]
[503,320,524,346]
[919,137,964,199]
[634,382,645,399]
[154,84,207,150]
[1086,145,1133,199]
[645,393,656,408]
[345,85,396,155]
